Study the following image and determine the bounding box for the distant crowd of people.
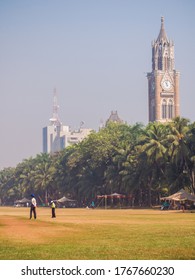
[161,200,190,212]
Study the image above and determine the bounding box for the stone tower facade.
[147,17,180,122]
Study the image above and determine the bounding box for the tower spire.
[157,16,168,43]
[152,16,174,71]
[49,88,61,126]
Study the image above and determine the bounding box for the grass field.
[0,207,195,260]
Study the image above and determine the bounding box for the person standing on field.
[30,194,37,219]
[51,200,56,218]
[91,201,95,209]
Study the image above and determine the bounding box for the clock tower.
[147,17,180,122]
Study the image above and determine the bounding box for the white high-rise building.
[43,89,92,154]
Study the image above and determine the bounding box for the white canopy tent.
[56,196,77,207]
[57,196,76,203]
[160,188,195,202]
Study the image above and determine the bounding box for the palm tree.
[136,122,168,206]
[0,167,16,205]
[167,117,190,169]
[185,123,195,193]
[32,154,56,205]
[15,157,36,197]
[166,117,191,191]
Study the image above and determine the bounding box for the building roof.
[106,110,123,125]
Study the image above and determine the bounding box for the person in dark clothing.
[30,194,37,219]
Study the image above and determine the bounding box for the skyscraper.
[43,89,92,154]
[147,17,180,122]
[42,88,69,154]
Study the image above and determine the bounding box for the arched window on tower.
[168,99,174,119]
[158,57,162,70]
[158,43,163,70]
[162,99,167,119]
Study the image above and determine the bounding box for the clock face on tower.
[162,80,172,90]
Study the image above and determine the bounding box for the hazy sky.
[0,0,195,169]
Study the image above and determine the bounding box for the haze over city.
[0,0,195,169]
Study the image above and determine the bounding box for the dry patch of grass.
[0,207,195,260]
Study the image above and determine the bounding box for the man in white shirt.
[30,194,37,219]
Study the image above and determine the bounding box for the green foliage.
[1,117,195,206]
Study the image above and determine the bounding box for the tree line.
[1,117,195,207]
